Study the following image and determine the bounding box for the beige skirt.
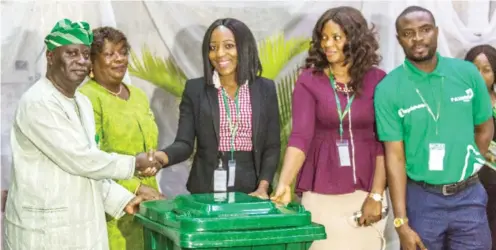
[302,190,388,250]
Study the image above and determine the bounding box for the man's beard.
[405,46,437,63]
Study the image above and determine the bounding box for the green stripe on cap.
[44,18,93,51]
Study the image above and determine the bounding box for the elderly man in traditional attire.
[3,19,161,250]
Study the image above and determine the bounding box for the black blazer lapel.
[250,81,261,152]
[206,85,220,144]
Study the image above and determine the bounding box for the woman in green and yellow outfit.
[79,26,163,250]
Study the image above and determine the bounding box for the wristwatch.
[393,217,409,228]
[368,192,383,202]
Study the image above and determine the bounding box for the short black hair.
[395,6,436,32]
[201,18,262,87]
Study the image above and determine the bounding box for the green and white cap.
[44,18,93,51]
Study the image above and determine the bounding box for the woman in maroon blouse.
[271,7,387,250]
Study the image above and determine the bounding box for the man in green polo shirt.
[375,5,494,250]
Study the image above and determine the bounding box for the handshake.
[134,150,169,177]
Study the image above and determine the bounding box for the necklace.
[335,83,354,93]
[105,84,123,96]
[327,67,353,93]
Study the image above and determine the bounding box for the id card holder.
[336,139,351,167]
[213,167,227,192]
[214,192,227,202]
[429,143,445,171]
[228,160,236,187]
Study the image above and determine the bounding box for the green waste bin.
[135,192,326,250]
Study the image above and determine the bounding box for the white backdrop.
[2,1,496,249]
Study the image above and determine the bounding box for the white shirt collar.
[212,70,249,89]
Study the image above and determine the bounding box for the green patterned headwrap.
[44,19,93,51]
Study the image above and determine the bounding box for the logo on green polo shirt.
[450,88,473,103]
[398,103,426,118]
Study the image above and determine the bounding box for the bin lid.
[138,192,311,232]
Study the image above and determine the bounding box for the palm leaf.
[129,34,309,98]
[277,68,298,152]
[272,67,300,200]
[128,46,187,98]
[258,33,310,80]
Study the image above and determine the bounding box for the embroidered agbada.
[3,77,137,250]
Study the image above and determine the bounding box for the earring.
[89,69,94,78]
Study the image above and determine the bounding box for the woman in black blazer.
[157,18,280,199]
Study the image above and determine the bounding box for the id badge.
[213,168,227,192]
[228,192,236,203]
[228,160,236,187]
[336,139,351,167]
[214,192,227,202]
[429,143,445,171]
